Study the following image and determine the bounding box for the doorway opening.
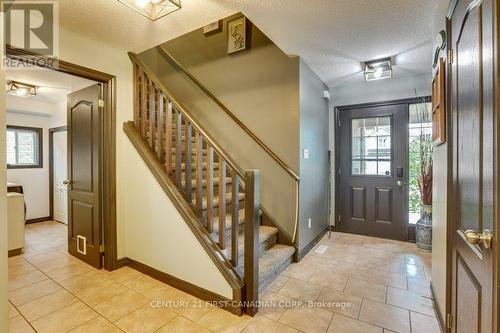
[5,47,117,270]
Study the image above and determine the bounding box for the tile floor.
[8,221,440,333]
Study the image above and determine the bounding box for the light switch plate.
[303,149,310,159]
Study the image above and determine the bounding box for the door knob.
[62,180,72,185]
[464,229,493,249]
[396,180,404,187]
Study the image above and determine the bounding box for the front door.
[338,103,407,241]
[67,84,103,269]
[53,130,68,224]
[449,0,496,332]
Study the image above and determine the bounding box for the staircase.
[125,52,296,315]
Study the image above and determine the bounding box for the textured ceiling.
[57,0,441,88]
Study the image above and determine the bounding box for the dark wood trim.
[334,96,431,242]
[49,126,68,221]
[123,121,244,293]
[8,249,23,257]
[297,226,329,261]
[6,45,118,271]
[430,281,446,333]
[6,125,43,169]
[244,170,259,316]
[26,216,51,224]
[125,257,242,316]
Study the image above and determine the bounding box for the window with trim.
[6,126,43,169]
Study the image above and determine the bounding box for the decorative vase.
[416,204,432,252]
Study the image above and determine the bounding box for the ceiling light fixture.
[117,0,181,21]
[363,57,393,82]
[6,81,37,97]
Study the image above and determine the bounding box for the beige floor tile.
[156,315,211,333]
[266,274,288,292]
[358,299,410,333]
[410,311,441,333]
[115,303,177,333]
[407,277,432,296]
[327,313,383,333]
[283,262,316,281]
[121,274,166,295]
[308,270,348,291]
[45,261,93,282]
[142,283,189,301]
[344,278,386,303]
[172,294,213,321]
[278,278,322,302]
[355,257,389,271]
[9,315,36,333]
[8,269,49,291]
[388,261,427,279]
[68,316,122,333]
[242,315,298,333]
[386,287,435,316]
[107,266,141,283]
[24,249,66,265]
[316,287,362,319]
[18,289,78,321]
[8,259,37,278]
[93,289,150,322]
[8,278,61,306]
[369,270,407,289]
[331,262,372,280]
[8,301,20,319]
[258,291,294,321]
[31,301,99,333]
[59,270,111,293]
[75,280,129,306]
[34,255,77,273]
[279,306,333,333]
[197,308,250,332]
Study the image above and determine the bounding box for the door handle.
[396,180,404,187]
[464,229,493,249]
[63,179,72,185]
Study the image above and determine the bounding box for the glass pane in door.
[351,116,392,176]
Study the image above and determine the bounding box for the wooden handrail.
[157,46,300,181]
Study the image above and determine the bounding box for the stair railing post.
[244,169,260,316]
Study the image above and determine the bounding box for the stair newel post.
[206,146,215,233]
[218,159,227,249]
[148,84,156,150]
[244,169,260,316]
[157,93,165,164]
[231,172,240,267]
[195,133,204,217]
[175,109,183,190]
[185,122,193,202]
[165,101,173,175]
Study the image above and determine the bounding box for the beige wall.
[0,69,8,333]
[298,60,330,251]
[431,0,451,320]
[57,26,232,298]
[139,15,301,240]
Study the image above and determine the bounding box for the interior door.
[53,130,68,224]
[338,103,407,241]
[67,84,103,269]
[449,0,496,332]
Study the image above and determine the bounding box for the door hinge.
[446,313,453,329]
[447,49,454,64]
[337,118,341,127]
[98,99,105,107]
[338,214,341,224]
[99,244,105,254]
[338,168,341,176]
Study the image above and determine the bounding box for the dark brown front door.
[449,0,496,332]
[67,84,103,269]
[338,103,407,241]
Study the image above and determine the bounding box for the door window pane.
[351,116,392,175]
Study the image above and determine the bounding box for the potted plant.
[416,132,433,252]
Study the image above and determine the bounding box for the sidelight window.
[351,116,392,176]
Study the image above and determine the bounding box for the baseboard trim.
[8,248,23,257]
[296,226,330,261]
[430,281,445,333]
[26,216,51,224]
[124,257,242,316]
